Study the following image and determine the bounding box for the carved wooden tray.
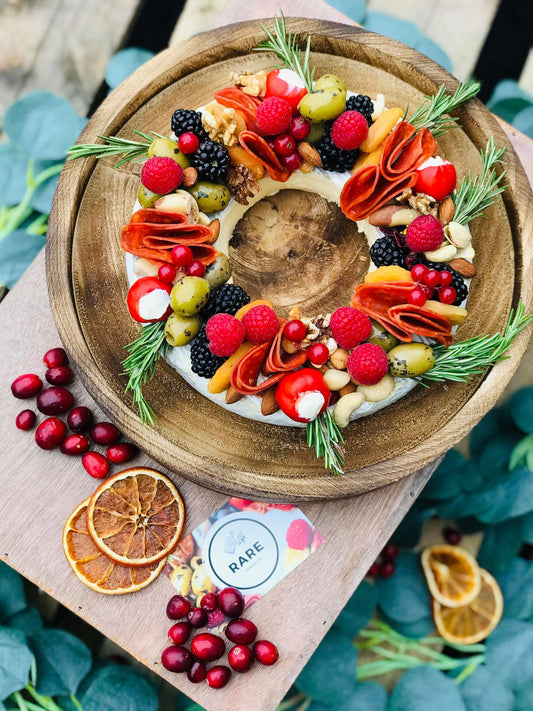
[47,19,533,501]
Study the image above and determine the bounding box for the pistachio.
[445,221,472,249]
[333,392,365,428]
[455,245,476,260]
[424,243,457,262]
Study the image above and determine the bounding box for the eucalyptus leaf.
[0,145,28,208]
[4,92,83,161]
[476,466,533,523]
[423,450,466,500]
[478,435,520,476]
[513,106,533,138]
[485,619,533,691]
[30,629,91,696]
[376,552,430,624]
[0,563,26,623]
[470,409,512,458]
[520,511,533,544]
[364,13,422,48]
[459,461,486,492]
[477,518,524,573]
[6,607,43,636]
[105,48,154,89]
[381,613,435,639]
[309,680,387,711]
[56,696,82,711]
[459,665,514,711]
[510,434,533,469]
[388,666,467,711]
[81,665,158,711]
[327,0,366,23]
[0,230,45,288]
[497,558,533,621]
[390,505,435,548]
[487,80,533,123]
[0,627,34,700]
[334,581,378,636]
[508,387,533,434]
[454,517,487,535]
[295,628,357,705]
[515,676,533,711]
[30,172,60,214]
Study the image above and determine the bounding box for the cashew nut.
[424,243,457,262]
[357,373,395,402]
[329,347,349,370]
[323,369,351,391]
[333,392,365,427]
[133,257,159,278]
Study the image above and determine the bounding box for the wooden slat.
[0,0,141,125]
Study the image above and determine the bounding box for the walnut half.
[226,164,260,205]
[201,101,246,146]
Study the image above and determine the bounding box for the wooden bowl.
[47,19,533,502]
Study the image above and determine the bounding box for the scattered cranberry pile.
[11,347,137,479]
[161,587,278,689]
[408,264,457,307]
[366,543,399,579]
[260,104,313,172]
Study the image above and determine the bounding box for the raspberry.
[206,314,245,357]
[347,343,389,386]
[256,97,292,136]
[242,305,280,344]
[141,157,183,194]
[286,519,313,550]
[330,307,372,350]
[331,111,369,150]
[405,215,444,253]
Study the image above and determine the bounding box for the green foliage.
[0,146,28,207]
[484,619,533,691]
[508,386,533,433]
[487,79,533,137]
[0,231,46,289]
[376,552,430,624]
[30,629,92,696]
[477,519,524,573]
[458,666,514,711]
[309,680,387,710]
[81,665,158,711]
[497,558,533,621]
[105,48,154,89]
[0,562,26,623]
[6,608,43,636]
[334,581,378,636]
[0,628,34,700]
[388,666,467,711]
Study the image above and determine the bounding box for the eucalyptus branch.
[67,130,164,168]
[306,409,345,475]
[453,137,506,224]
[406,80,480,136]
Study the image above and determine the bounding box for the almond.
[448,258,477,278]
[438,196,455,225]
[297,141,322,167]
[207,218,220,244]
[182,166,198,187]
[225,386,243,404]
[369,205,421,227]
[261,387,279,415]
[339,382,357,397]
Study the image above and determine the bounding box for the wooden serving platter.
[47,19,533,502]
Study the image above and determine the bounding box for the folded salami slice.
[230,342,286,395]
[214,88,260,131]
[239,131,291,183]
[340,165,417,222]
[264,325,308,373]
[388,304,452,346]
[129,208,188,225]
[379,122,435,180]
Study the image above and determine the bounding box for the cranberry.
[382,543,400,560]
[106,442,137,464]
[206,665,231,689]
[329,390,340,406]
[367,561,380,577]
[187,607,208,628]
[60,434,90,456]
[171,245,193,268]
[43,347,68,368]
[439,270,453,286]
[161,645,193,673]
[45,366,73,386]
[11,374,43,399]
[67,406,94,433]
[191,632,225,661]
[185,260,205,278]
[225,618,258,645]
[35,418,66,450]
[207,608,226,628]
[200,592,218,611]
[380,560,396,578]
[253,640,279,666]
[410,264,428,281]
[444,527,462,545]
[37,387,74,416]
[187,660,206,683]
[273,133,296,156]
[280,151,302,172]
[168,622,191,645]
[178,132,200,154]
[283,319,307,342]
[229,644,254,672]
[307,342,329,366]
[16,410,36,430]
[90,422,120,445]
[407,287,427,307]
[423,269,441,288]
[290,116,311,141]
[82,452,109,479]
[218,587,244,618]
[167,595,191,620]
[158,264,177,284]
[439,286,457,305]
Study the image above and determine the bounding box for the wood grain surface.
[46,19,533,501]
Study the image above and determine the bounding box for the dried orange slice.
[86,467,185,567]
[422,545,481,608]
[433,569,503,644]
[63,500,165,594]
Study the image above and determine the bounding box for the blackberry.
[425,261,469,306]
[370,235,409,268]
[190,328,226,378]
[171,109,208,141]
[346,95,374,125]
[316,131,358,172]
[191,140,231,182]
[203,284,250,319]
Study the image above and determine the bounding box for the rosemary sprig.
[417,300,532,385]
[406,80,480,136]
[452,137,506,224]
[67,130,164,168]
[306,409,345,475]
[255,11,314,92]
[122,321,169,424]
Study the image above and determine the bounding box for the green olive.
[137,185,162,208]
[205,253,232,290]
[297,88,346,123]
[307,122,327,144]
[164,313,201,347]
[148,137,190,169]
[170,277,210,316]
[314,74,347,93]
[367,320,399,352]
[187,182,231,214]
[388,343,435,378]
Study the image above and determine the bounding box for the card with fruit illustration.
[164,498,324,624]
